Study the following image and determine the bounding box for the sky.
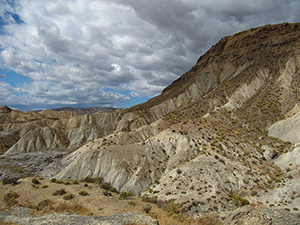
[0,0,299,111]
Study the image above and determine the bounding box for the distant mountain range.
[51,107,117,115]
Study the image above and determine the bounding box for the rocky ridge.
[51,106,117,115]
[0,23,300,223]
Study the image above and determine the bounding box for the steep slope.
[55,23,300,215]
[0,107,123,155]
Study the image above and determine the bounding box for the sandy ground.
[0,177,150,217]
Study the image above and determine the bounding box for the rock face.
[269,104,300,144]
[1,23,300,220]
[222,206,300,225]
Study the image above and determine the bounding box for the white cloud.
[0,0,299,110]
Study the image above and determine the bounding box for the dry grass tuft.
[52,188,67,196]
[55,203,88,215]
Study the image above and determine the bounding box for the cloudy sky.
[0,0,299,111]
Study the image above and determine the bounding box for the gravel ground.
[0,207,159,225]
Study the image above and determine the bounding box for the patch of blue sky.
[103,89,150,109]
[0,3,24,33]
[0,68,31,87]
[0,19,6,35]
[34,59,43,64]
[11,91,25,96]
[117,96,150,109]
[7,11,24,24]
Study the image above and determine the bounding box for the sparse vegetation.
[55,203,88,214]
[143,205,152,213]
[250,190,258,196]
[119,191,135,200]
[141,195,157,204]
[103,190,112,197]
[3,191,20,207]
[128,201,136,206]
[33,199,53,211]
[63,194,75,200]
[100,182,118,193]
[81,176,104,184]
[52,188,67,196]
[79,190,90,196]
[7,166,23,174]
[55,180,64,184]
[31,178,41,185]
[2,176,19,185]
[160,200,180,215]
[228,193,250,206]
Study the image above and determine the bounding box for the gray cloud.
[0,0,299,110]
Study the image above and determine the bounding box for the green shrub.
[2,176,18,185]
[128,201,136,206]
[81,176,104,184]
[3,191,19,206]
[100,182,119,193]
[228,193,249,206]
[42,185,48,189]
[31,178,41,185]
[141,195,157,204]
[110,187,119,193]
[53,189,67,196]
[50,178,56,183]
[100,182,112,190]
[250,191,258,196]
[55,180,64,184]
[143,205,152,213]
[161,200,179,214]
[64,181,71,185]
[176,169,182,174]
[63,194,74,200]
[34,199,52,211]
[81,177,93,183]
[156,200,168,208]
[79,190,90,196]
[119,191,135,200]
[103,190,112,197]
